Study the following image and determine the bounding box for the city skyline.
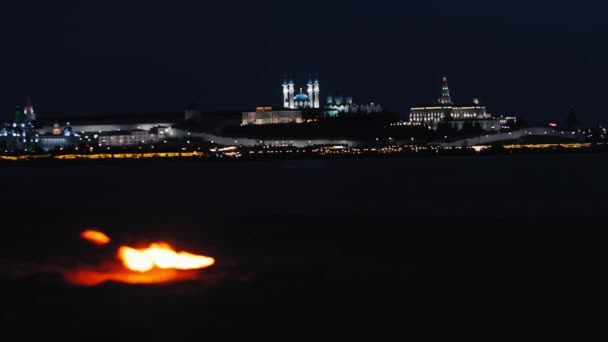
[0,1,606,124]
[1,3,605,340]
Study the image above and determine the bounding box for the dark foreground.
[1,155,607,340]
[1,214,605,341]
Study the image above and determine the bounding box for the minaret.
[24,96,35,121]
[438,76,452,105]
[313,77,320,108]
[307,76,314,108]
[282,77,289,108]
[288,78,295,109]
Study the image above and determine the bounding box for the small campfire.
[64,229,215,286]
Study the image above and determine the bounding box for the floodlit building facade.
[1,98,79,152]
[409,77,502,131]
[242,106,303,125]
[98,129,166,147]
[324,96,383,117]
[498,115,518,130]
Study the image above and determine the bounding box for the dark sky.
[0,0,607,124]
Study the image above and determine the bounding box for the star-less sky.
[0,0,606,124]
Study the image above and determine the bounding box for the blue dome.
[294,93,310,102]
[63,126,78,137]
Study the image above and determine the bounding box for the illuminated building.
[0,121,39,152]
[149,126,171,135]
[282,76,320,109]
[52,122,62,135]
[39,135,78,151]
[409,76,502,131]
[98,129,166,147]
[39,122,79,151]
[40,105,209,134]
[499,115,518,130]
[242,106,303,125]
[324,95,383,117]
[1,98,79,152]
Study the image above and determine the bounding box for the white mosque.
[282,76,320,109]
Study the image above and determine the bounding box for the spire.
[282,75,289,108]
[288,75,295,109]
[564,106,581,129]
[438,76,452,105]
[313,74,320,108]
[24,96,36,121]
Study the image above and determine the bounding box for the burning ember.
[81,229,111,246]
[64,230,215,286]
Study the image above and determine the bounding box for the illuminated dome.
[63,125,78,137]
[294,93,310,102]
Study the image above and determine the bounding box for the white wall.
[438,127,586,147]
[42,122,174,134]
[177,130,362,147]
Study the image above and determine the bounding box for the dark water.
[1,155,606,340]
[3,153,608,217]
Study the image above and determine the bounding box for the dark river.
[2,153,608,217]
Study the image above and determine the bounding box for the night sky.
[0,1,606,124]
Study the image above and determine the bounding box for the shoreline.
[1,143,607,164]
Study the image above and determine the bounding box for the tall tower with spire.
[282,78,289,108]
[24,96,36,121]
[438,76,452,105]
[307,76,314,108]
[313,77,320,108]
[288,78,295,109]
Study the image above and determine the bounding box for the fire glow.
[81,229,111,246]
[118,243,215,272]
[65,230,215,286]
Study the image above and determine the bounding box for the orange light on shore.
[64,267,200,286]
[81,229,111,246]
[65,230,215,286]
[118,243,215,272]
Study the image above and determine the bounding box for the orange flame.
[81,229,111,246]
[65,230,215,286]
[118,243,215,272]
